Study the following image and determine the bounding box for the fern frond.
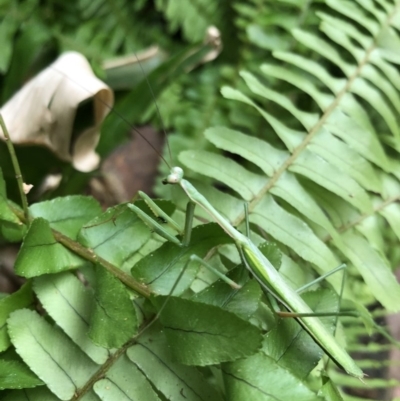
[179,0,400,315]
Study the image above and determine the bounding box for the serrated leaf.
[78,203,152,270]
[263,289,339,380]
[0,282,33,352]
[34,272,109,364]
[89,266,137,348]
[8,309,98,400]
[0,218,26,242]
[14,218,87,278]
[179,150,266,201]
[29,195,102,240]
[340,231,400,311]
[259,241,282,269]
[152,296,262,365]
[223,352,319,401]
[0,359,43,389]
[127,323,224,401]
[94,354,160,401]
[132,223,232,295]
[193,269,262,320]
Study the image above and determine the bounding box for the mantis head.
[163,166,184,185]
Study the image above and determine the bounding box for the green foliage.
[1,0,400,400]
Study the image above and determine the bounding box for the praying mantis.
[128,166,364,379]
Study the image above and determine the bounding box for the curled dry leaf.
[0,52,114,172]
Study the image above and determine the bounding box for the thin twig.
[0,113,30,222]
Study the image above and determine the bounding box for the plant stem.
[0,114,30,222]
[53,229,151,298]
[10,204,151,298]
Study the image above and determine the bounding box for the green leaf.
[271,171,342,242]
[260,63,333,110]
[204,126,287,177]
[326,0,378,35]
[34,272,109,364]
[341,230,400,312]
[272,51,344,94]
[223,352,319,401]
[78,203,152,270]
[259,241,282,269]
[380,203,400,242]
[263,289,339,380]
[308,129,382,193]
[272,51,389,169]
[319,375,344,401]
[93,354,160,401]
[176,179,244,223]
[132,223,232,295]
[292,28,351,76]
[251,195,341,283]
[14,218,87,278]
[29,196,102,240]
[221,86,306,152]
[158,1,219,43]
[0,282,33,352]
[7,309,98,400]
[193,269,262,320]
[127,323,224,401]
[89,266,138,348]
[355,214,385,256]
[240,71,319,130]
[2,386,61,401]
[179,150,266,201]
[351,77,400,138]
[278,254,313,292]
[325,109,389,171]
[0,18,19,73]
[152,296,262,365]
[0,168,25,242]
[290,150,372,213]
[360,63,400,118]
[0,359,43,389]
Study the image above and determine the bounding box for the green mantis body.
[159,166,364,379]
